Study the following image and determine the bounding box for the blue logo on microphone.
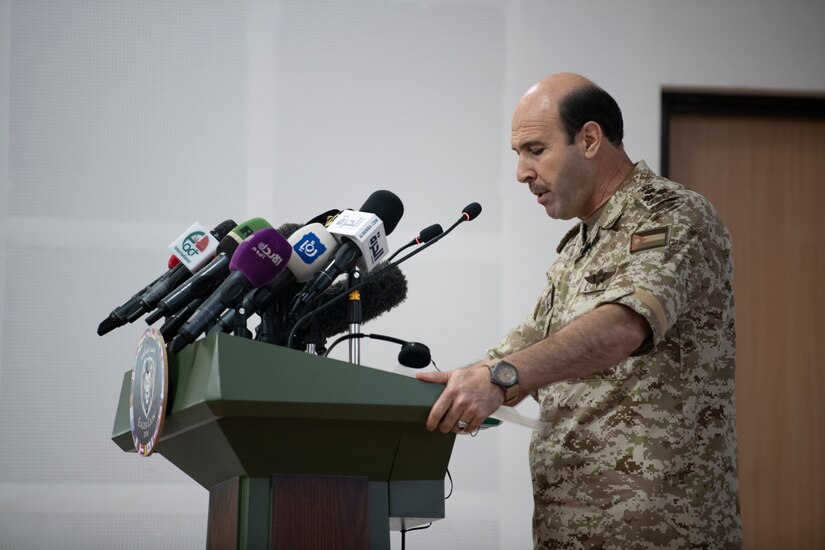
[294,232,327,264]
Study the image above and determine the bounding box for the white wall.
[1,0,823,548]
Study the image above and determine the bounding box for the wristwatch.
[488,360,520,406]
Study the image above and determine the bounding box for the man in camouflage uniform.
[418,73,742,548]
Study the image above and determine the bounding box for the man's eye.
[530,147,544,156]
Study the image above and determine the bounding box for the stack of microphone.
[97,190,481,368]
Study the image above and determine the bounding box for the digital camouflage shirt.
[488,162,742,549]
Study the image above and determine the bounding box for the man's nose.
[516,156,535,184]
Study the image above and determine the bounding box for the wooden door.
[665,95,825,549]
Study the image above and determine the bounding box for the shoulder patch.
[556,223,581,254]
[635,181,682,212]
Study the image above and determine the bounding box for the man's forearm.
[504,303,649,394]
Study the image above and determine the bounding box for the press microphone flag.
[168,221,221,272]
[286,222,340,282]
[327,210,389,273]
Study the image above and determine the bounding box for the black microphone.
[288,190,404,316]
[323,333,431,369]
[158,296,205,341]
[97,219,236,335]
[385,223,443,263]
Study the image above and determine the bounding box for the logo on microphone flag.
[169,221,220,272]
[294,232,327,264]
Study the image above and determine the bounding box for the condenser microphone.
[385,223,444,263]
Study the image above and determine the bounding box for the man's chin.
[544,207,571,221]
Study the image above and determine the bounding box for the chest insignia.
[584,269,615,285]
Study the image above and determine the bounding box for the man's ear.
[580,120,603,159]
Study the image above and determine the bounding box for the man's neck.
[580,156,635,221]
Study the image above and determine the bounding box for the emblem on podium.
[130,328,169,456]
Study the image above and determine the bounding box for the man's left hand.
[416,362,505,434]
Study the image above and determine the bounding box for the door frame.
[660,90,825,177]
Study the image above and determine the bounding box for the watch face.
[494,362,518,386]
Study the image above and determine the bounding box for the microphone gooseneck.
[323,332,432,369]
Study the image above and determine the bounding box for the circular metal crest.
[129,328,169,457]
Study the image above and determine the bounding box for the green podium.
[112,333,455,549]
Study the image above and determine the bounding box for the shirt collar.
[574,161,653,255]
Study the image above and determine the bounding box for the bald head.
[515,73,624,147]
[510,73,633,220]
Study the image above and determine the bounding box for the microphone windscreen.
[359,190,404,235]
[229,217,272,242]
[313,262,408,337]
[212,219,238,240]
[286,223,339,282]
[463,202,482,221]
[229,228,293,288]
[398,342,432,369]
[218,216,275,255]
[276,223,302,238]
[418,224,443,243]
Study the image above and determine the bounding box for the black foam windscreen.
[359,190,404,235]
[213,219,238,239]
[418,224,443,243]
[462,202,482,221]
[398,341,431,369]
[312,262,408,337]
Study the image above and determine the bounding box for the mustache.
[529,184,547,195]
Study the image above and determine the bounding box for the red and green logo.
[181,231,210,257]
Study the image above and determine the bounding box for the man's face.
[510,101,591,220]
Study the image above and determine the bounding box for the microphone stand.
[347,268,363,364]
[232,306,252,339]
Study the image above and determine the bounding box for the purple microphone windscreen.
[228,228,293,288]
[359,190,404,235]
